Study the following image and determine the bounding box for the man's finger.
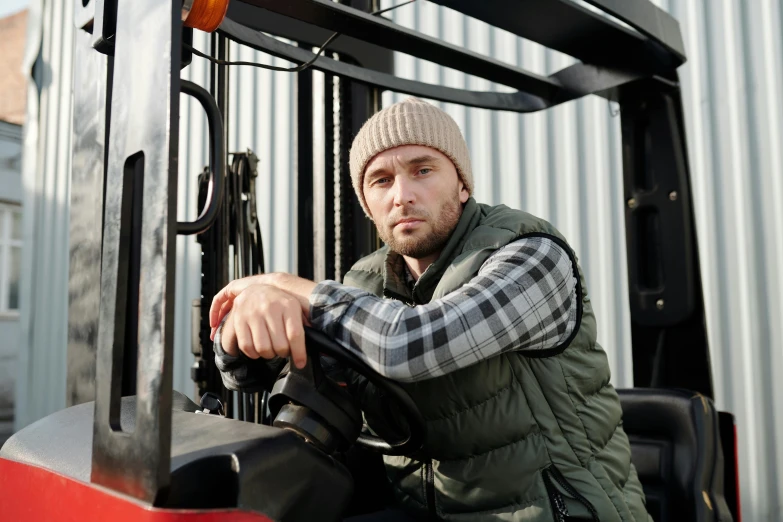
[285,312,307,370]
[233,316,258,360]
[266,309,291,361]
[211,308,230,341]
[212,299,234,334]
[220,313,239,357]
[210,281,244,327]
[250,321,275,360]
[209,287,231,328]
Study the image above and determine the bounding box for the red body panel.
[733,425,742,522]
[0,457,274,522]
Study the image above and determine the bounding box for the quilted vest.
[342,199,651,521]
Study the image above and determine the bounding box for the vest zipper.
[545,466,600,522]
[383,289,415,306]
[543,470,570,522]
[425,459,437,520]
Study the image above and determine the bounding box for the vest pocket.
[543,466,599,522]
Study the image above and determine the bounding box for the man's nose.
[392,176,416,206]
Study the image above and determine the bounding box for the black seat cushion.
[618,388,733,522]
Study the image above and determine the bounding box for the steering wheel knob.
[269,357,363,454]
[268,328,426,457]
[273,403,339,453]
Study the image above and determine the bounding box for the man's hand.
[218,283,308,369]
[210,273,318,341]
[209,274,268,337]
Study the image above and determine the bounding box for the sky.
[0,0,29,19]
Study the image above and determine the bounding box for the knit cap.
[349,97,473,218]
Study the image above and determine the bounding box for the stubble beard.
[378,195,463,259]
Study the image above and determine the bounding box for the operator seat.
[618,388,733,522]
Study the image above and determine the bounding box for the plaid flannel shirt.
[215,236,578,386]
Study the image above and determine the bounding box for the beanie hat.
[349,97,473,218]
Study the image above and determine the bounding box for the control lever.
[196,392,225,416]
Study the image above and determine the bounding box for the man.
[210,98,651,521]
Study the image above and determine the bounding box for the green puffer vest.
[342,199,651,522]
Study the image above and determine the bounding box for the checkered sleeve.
[309,236,579,383]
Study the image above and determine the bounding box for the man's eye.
[373,177,391,186]
[418,168,432,175]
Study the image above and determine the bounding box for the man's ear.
[458,179,470,204]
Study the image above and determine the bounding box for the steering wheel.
[267,327,426,457]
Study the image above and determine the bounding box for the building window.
[0,203,22,316]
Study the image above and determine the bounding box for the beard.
[378,193,463,259]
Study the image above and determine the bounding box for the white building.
[0,8,27,446]
[0,121,22,446]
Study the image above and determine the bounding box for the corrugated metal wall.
[16,1,783,520]
[670,2,783,518]
[15,0,72,429]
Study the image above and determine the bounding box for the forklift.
[0,0,741,520]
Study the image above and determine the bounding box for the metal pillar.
[620,80,713,397]
[67,18,111,406]
[90,0,181,503]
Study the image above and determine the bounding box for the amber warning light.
[183,0,230,33]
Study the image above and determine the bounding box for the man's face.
[363,145,470,259]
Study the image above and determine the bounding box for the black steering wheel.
[268,327,426,457]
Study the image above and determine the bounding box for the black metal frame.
[68,0,723,508]
[215,0,713,399]
[177,80,225,236]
